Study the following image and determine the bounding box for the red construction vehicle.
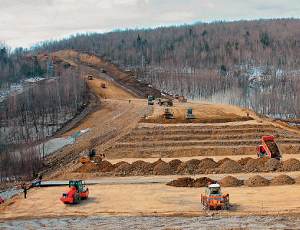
[201,183,230,210]
[257,135,281,160]
[60,180,89,204]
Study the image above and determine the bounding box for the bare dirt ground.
[2,183,300,220]
[2,50,300,223]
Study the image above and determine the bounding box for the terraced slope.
[105,121,300,158]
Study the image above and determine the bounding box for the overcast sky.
[1,0,299,48]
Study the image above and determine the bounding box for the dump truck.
[257,135,281,160]
[186,108,195,119]
[60,180,89,204]
[201,183,230,210]
[148,95,155,105]
[163,108,174,119]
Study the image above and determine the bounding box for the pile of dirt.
[113,161,128,168]
[98,160,115,172]
[295,176,300,184]
[264,158,282,171]
[166,177,195,187]
[237,157,254,166]
[217,158,232,166]
[130,160,153,175]
[282,159,300,171]
[177,159,201,174]
[217,160,243,173]
[244,158,268,172]
[193,177,214,187]
[219,176,244,187]
[151,159,165,167]
[271,175,295,185]
[76,162,98,173]
[245,175,270,187]
[196,158,218,173]
[114,162,133,176]
[168,159,182,173]
[153,161,173,175]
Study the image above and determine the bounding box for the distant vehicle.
[186,108,195,119]
[88,75,93,80]
[201,183,230,210]
[60,180,89,204]
[100,69,107,73]
[148,95,155,105]
[257,135,281,160]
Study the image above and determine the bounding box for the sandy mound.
[245,175,270,187]
[76,162,98,173]
[271,175,295,185]
[131,160,153,175]
[295,176,300,184]
[238,157,254,166]
[264,158,282,171]
[217,159,243,173]
[153,161,173,175]
[151,158,165,168]
[193,177,214,187]
[167,177,195,187]
[217,158,232,166]
[168,159,182,172]
[113,161,128,168]
[282,158,300,171]
[219,176,244,187]
[196,158,218,173]
[177,159,201,174]
[244,158,268,172]
[114,162,133,176]
[98,160,115,172]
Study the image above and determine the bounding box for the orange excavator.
[201,183,230,210]
[60,180,89,204]
[257,135,281,160]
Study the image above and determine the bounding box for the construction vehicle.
[88,75,93,80]
[79,149,104,164]
[201,183,230,210]
[158,98,173,107]
[101,83,106,88]
[148,95,155,105]
[257,135,281,160]
[186,108,195,119]
[100,68,107,73]
[60,180,89,204]
[163,108,174,119]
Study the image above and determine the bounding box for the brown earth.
[153,161,173,175]
[271,175,295,185]
[245,175,270,187]
[166,177,195,187]
[219,176,244,187]
[282,158,300,171]
[217,159,243,173]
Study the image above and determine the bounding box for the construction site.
[1,50,300,228]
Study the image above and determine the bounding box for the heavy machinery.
[257,135,281,160]
[100,68,107,73]
[163,108,174,119]
[148,95,155,105]
[186,108,195,119]
[88,75,93,80]
[79,149,104,164]
[201,183,230,210]
[60,180,89,204]
[158,98,173,107]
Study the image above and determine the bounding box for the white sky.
[0,0,299,48]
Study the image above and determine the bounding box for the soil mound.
[114,162,133,176]
[238,157,254,166]
[244,158,267,172]
[153,161,173,175]
[282,158,300,171]
[113,161,128,168]
[217,159,243,173]
[271,175,295,185]
[196,158,218,173]
[177,159,201,174]
[168,159,182,173]
[193,177,214,187]
[264,158,282,171]
[167,177,195,187]
[98,160,115,172]
[295,176,300,184]
[131,160,153,175]
[151,158,165,168]
[76,162,98,173]
[217,158,232,166]
[245,175,270,187]
[219,176,243,187]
